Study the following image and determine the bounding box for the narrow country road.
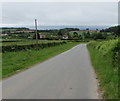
[2,44,99,99]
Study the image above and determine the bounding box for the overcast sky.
[1,2,118,27]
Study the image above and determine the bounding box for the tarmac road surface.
[2,44,99,99]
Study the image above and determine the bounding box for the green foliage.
[57,28,79,37]
[89,40,118,56]
[87,39,119,99]
[1,26,118,41]
[82,31,91,39]
[70,30,116,41]
[78,34,82,40]
[73,32,79,39]
[1,39,64,46]
[58,30,63,36]
[92,33,106,40]
[101,25,120,36]
[2,41,66,52]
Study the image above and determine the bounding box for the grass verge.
[87,40,118,99]
[2,42,81,78]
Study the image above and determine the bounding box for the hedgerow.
[87,39,119,99]
[1,41,67,52]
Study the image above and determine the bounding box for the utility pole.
[35,19,38,47]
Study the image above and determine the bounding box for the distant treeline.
[1,27,30,30]
[100,26,120,36]
[1,26,120,40]
[39,28,79,33]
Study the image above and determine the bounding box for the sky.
[1,2,118,27]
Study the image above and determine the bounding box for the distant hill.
[27,25,110,30]
[1,25,110,30]
[0,27,29,31]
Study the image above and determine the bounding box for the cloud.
[1,2,118,26]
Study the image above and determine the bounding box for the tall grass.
[87,39,119,99]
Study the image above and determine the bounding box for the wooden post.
[35,19,38,47]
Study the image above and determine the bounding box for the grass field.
[2,42,81,78]
[87,39,118,99]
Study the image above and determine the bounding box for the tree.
[67,32,72,39]
[78,34,82,40]
[114,26,120,36]
[58,30,63,36]
[93,33,106,40]
[86,31,90,38]
[57,28,80,37]
[83,31,90,39]
[73,32,79,39]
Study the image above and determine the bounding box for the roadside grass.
[87,40,118,99]
[2,42,81,78]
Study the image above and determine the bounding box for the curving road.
[2,44,98,99]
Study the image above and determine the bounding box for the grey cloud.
[2,2,118,26]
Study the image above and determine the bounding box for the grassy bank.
[87,39,118,99]
[2,42,81,78]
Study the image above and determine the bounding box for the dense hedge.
[87,39,119,98]
[88,39,118,68]
[1,41,67,52]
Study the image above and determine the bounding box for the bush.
[87,39,119,98]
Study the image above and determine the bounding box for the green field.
[87,39,119,99]
[2,42,81,78]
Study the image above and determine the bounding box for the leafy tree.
[115,26,120,36]
[78,34,82,40]
[73,32,79,39]
[93,33,106,40]
[82,31,90,39]
[67,32,72,39]
[58,30,63,36]
[86,31,91,38]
